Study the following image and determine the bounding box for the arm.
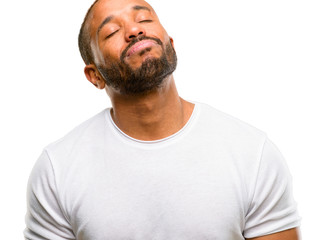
[243,138,301,239]
[246,227,300,240]
[24,150,75,240]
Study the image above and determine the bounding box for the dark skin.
[85,0,194,141]
[246,228,300,240]
[84,0,300,238]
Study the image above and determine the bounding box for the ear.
[169,37,175,49]
[84,64,106,90]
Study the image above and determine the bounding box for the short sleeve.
[243,138,301,238]
[24,150,75,240]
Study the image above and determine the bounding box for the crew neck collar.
[105,102,199,146]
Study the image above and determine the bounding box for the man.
[24,0,301,239]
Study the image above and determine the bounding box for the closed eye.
[139,20,152,23]
[105,30,119,39]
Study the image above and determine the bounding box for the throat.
[108,76,195,141]
[110,99,194,141]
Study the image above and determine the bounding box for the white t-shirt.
[24,102,300,240]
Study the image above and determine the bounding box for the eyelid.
[136,13,153,23]
[105,29,119,39]
[139,19,152,23]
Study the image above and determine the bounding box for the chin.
[130,53,161,70]
[142,54,160,63]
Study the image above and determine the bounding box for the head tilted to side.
[78,0,177,95]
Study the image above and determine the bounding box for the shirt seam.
[105,102,199,148]
[246,134,268,217]
[44,149,73,231]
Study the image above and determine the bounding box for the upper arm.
[246,227,300,240]
[24,150,75,240]
[243,138,301,238]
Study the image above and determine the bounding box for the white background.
[0,0,331,239]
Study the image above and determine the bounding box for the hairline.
[79,0,100,65]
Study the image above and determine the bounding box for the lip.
[126,40,158,57]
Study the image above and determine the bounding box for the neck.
[106,75,194,141]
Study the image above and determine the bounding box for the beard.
[97,36,177,95]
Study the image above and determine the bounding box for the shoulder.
[192,102,272,191]
[191,102,270,184]
[43,109,110,166]
[194,102,267,147]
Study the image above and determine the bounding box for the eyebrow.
[97,5,151,35]
[132,5,151,12]
[97,15,113,35]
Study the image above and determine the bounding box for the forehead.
[90,0,155,30]
[94,0,153,11]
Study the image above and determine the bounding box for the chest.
[60,148,247,240]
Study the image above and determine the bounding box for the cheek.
[91,42,106,66]
[158,26,171,43]
[101,44,123,65]
[146,24,169,42]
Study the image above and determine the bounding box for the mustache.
[120,36,163,63]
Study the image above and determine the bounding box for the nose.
[125,23,146,42]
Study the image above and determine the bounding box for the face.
[86,0,177,94]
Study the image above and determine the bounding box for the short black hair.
[78,0,100,65]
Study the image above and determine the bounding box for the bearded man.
[24,0,301,239]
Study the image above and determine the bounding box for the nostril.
[128,31,144,40]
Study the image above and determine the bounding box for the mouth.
[126,40,159,58]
